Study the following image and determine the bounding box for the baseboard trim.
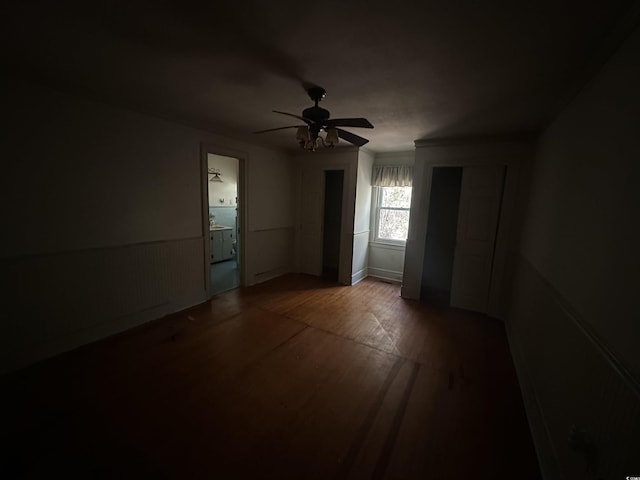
[505,325,563,480]
[368,267,403,283]
[351,267,368,285]
[251,266,292,285]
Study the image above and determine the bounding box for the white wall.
[352,149,375,284]
[0,78,296,374]
[367,151,415,283]
[372,151,415,168]
[507,24,640,478]
[368,244,407,283]
[245,147,297,283]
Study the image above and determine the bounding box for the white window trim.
[372,186,411,246]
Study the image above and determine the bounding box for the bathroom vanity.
[209,226,234,263]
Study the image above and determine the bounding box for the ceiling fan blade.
[336,128,369,147]
[254,125,304,134]
[273,110,314,124]
[324,118,374,129]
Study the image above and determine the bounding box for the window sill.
[369,241,407,251]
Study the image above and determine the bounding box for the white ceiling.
[4,0,634,152]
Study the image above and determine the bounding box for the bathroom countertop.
[209,225,232,231]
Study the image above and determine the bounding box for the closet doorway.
[322,170,344,282]
[421,165,505,313]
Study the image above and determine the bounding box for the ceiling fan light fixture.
[302,135,317,151]
[296,126,310,147]
[325,128,339,147]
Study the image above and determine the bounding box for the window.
[371,164,413,245]
[375,186,412,244]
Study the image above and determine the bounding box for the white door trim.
[200,143,247,299]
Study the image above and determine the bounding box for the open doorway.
[420,167,463,306]
[207,153,240,295]
[322,170,344,282]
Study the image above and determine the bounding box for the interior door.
[450,165,505,313]
[299,167,323,276]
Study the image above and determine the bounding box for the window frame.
[373,186,412,246]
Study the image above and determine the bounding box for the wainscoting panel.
[367,267,403,283]
[351,232,370,285]
[0,237,206,374]
[368,243,405,283]
[507,256,640,479]
[246,227,294,285]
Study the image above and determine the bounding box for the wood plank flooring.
[0,274,540,479]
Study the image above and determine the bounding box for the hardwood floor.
[0,274,540,479]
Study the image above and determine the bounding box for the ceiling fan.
[254,85,374,151]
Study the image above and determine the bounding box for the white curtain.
[372,165,413,187]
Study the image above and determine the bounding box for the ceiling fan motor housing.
[302,106,330,124]
[307,86,327,103]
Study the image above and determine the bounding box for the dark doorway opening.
[322,170,344,281]
[420,166,463,305]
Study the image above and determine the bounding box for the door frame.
[200,143,247,299]
[403,137,535,319]
[295,149,358,286]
